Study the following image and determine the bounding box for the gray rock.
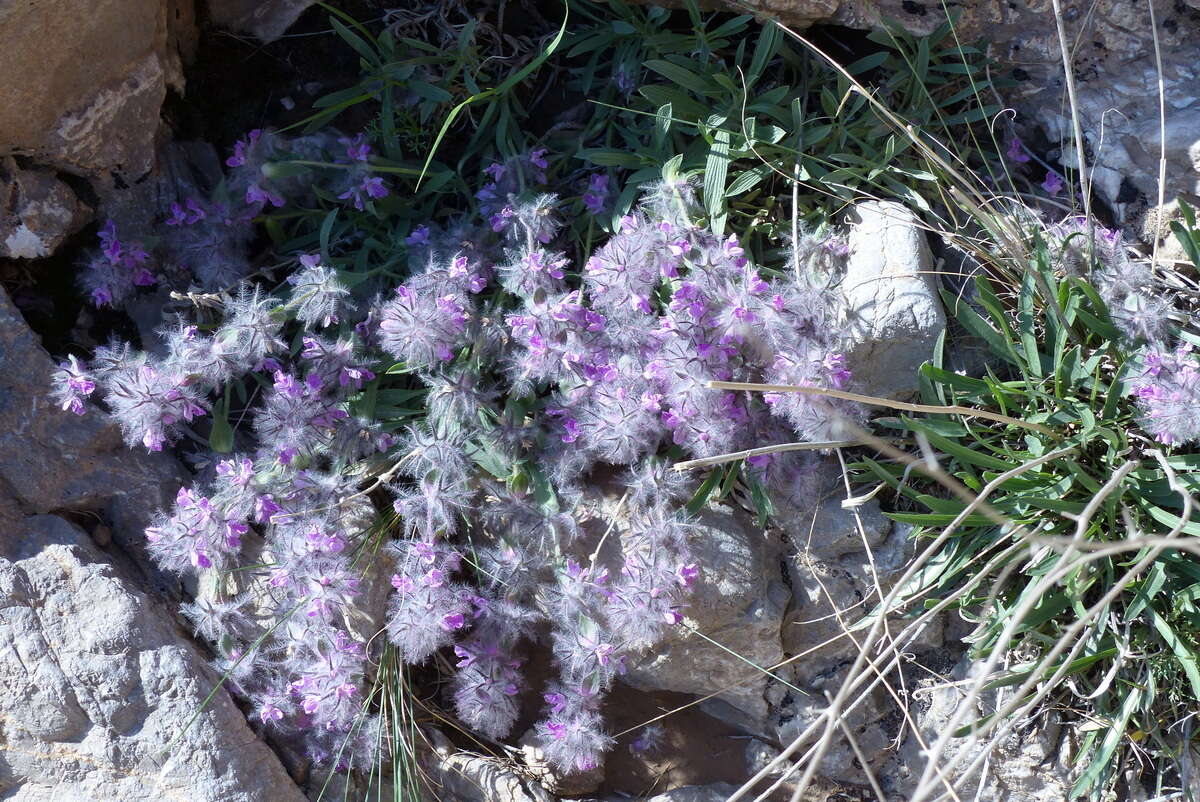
[885,659,1073,801]
[0,514,306,801]
[1036,58,1200,226]
[842,201,944,401]
[0,287,184,586]
[623,504,789,733]
[208,0,319,43]
[773,499,943,787]
[579,784,742,802]
[425,729,553,802]
[0,159,90,259]
[780,502,936,675]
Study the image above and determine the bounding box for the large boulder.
[0,512,306,801]
[0,0,194,179]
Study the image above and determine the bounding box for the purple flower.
[245,183,284,208]
[490,205,516,233]
[90,286,113,307]
[339,133,372,162]
[1041,171,1065,195]
[614,64,637,95]
[259,703,284,723]
[52,355,96,416]
[1006,137,1031,164]
[582,174,609,215]
[226,129,263,167]
[405,225,431,246]
[529,148,549,170]
[338,175,388,211]
[823,353,852,389]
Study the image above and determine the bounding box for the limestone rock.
[622,504,789,733]
[0,0,195,178]
[1036,61,1200,223]
[0,159,91,259]
[425,729,553,802]
[885,659,1073,800]
[0,287,184,584]
[0,514,305,801]
[208,0,319,43]
[842,201,944,401]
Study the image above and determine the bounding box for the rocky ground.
[0,1,1196,801]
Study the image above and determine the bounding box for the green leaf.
[983,646,1117,690]
[1170,219,1200,268]
[724,163,771,197]
[940,289,1019,365]
[919,363,989,395]
[644,59,716,95]
[1142,502,1200,536]
[885,511,994,527]
[209,391,234,454]
[638,85,709,120]
[686,467,723,515]
[747,474,774,529]
[655,102,673,141]
[1017,270,1042,378]
[703,129,731,231]
[330,17,381,67]
[1127,561,1167,620]
[1149,609,1200,728]
[845,51,889,74]
[318,209,338,260]
[578,148,645,168]
[416,0,568,188]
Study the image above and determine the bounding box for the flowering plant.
[51,132,860,774]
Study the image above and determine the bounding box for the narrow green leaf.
[209,392,234,454]
[644,58,716,95]
[330,17,381,67]
[704,128,731,232]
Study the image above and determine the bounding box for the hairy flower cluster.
[1045,215,1200,445]
[58,312,391,765]
[1049,215,1172,344]
[79,221,157,308]
[50,142,859,776]
[1131,346,1200,445]
[368,168,859,773]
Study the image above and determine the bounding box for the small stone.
[0,159,90,259]
[842,201,945,401]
